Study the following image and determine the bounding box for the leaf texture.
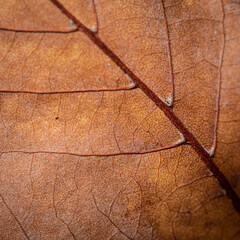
[0,0,239,239]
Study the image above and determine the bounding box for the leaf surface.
[0,0,240,239]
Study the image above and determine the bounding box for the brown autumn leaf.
[0,0,239,239]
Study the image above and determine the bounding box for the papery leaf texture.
[0,0,239,239]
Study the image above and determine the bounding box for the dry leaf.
[0,0,239,239]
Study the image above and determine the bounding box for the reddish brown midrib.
[48,0,240,213]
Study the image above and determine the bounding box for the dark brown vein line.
[0,27,79,34]
[49,0,240,214]
[0,85,137,94]
[92,194,133,240]
[160,0,174,107]
[52,170,77,240]
[0,141,185,158]
[0,194,30,239]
